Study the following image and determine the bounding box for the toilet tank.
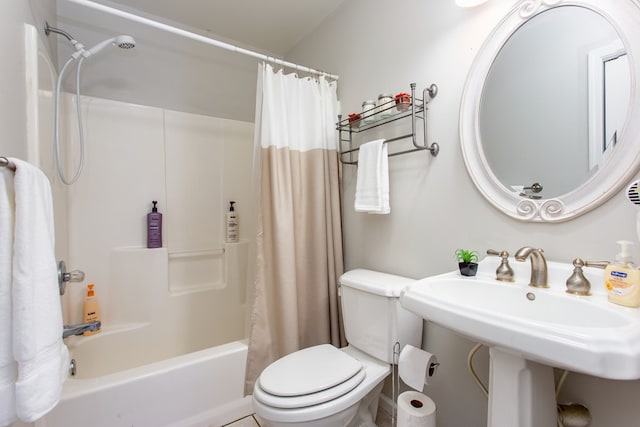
[339,269,423,364]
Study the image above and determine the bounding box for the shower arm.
[44,22,86,53]
[44,22,74,41]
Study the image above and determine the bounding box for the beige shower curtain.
[244,64,345,394]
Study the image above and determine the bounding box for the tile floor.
[222,414,263,427]
[223,407,393,427]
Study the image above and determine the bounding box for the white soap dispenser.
[225,201,239,243]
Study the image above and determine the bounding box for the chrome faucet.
[63,321,101,338]
[514,246,548,288]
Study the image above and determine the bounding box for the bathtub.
[29,340,252,427]
[13,244,252,427]
[24,245,251,426]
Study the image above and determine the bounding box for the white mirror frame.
[460,0,640,222]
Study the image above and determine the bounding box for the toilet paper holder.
[398,344,440,391]
[428,361,440,377]
[394,344,440,426]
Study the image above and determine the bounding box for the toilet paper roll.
[398,344,439,391]
[397,391,436,427]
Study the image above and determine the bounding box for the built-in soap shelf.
[166,241,248,296]
[168,247,224,294]
[168,248,224,259]
[336,83,439,165]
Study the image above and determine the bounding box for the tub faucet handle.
[486,249,514,282]
[58,260,85,295]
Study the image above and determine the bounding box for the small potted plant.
[456,249,479,277]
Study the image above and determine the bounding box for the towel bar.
[336,83,439,165]
[0,156,16,171]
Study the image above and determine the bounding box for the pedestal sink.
[400,257,640,427]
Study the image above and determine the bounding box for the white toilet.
[252,269,423,427]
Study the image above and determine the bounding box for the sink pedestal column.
[488,347,556,427]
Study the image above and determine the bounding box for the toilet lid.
[254,367,366,409]
[259,344,363,397]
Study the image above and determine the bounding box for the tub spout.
[63,321,101,338]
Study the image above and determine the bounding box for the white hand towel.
[0,168,17,426]
[354,139,390,214]
[10,158,69,423]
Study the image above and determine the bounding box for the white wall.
[288,1,640,426]
[0,0,70,265]
[61,93,254,334]
[0,0,56,159]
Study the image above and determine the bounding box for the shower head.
[83,35,136,57]
[116,36,136,49]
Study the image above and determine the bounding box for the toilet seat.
[253,346,392,425]
[254,344,365,409]
[255,368,365,409]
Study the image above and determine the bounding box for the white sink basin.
[400,257,640,380]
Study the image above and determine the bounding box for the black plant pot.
[459,262,478,277]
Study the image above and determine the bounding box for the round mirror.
[460,0,640,222]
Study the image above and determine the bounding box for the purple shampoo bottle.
[147,200,163,248]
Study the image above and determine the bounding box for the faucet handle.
[565,258,609,296]
[486,249,514,282]
[581,260,609,269]
[58,260,86,296]
[566,258,591,296]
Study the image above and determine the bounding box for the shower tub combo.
[21,17,256,427]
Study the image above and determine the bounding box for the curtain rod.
[64,0,339,80]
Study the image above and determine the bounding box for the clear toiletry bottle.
[362,100,376,123]
[605,240,640,307]
[147,200,163,248]
[226,201,239,243]
[377,93,394,117]
[83,283,101,336]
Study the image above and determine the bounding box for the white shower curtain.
[244,64,345,393]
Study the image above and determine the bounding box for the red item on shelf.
[348,113,362,128]
[394,92,411,111]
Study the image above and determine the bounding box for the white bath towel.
[354,139,390,214]
[10,158,69,423]
[0,167,17,426]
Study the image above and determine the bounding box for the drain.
[526,292,536,301]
